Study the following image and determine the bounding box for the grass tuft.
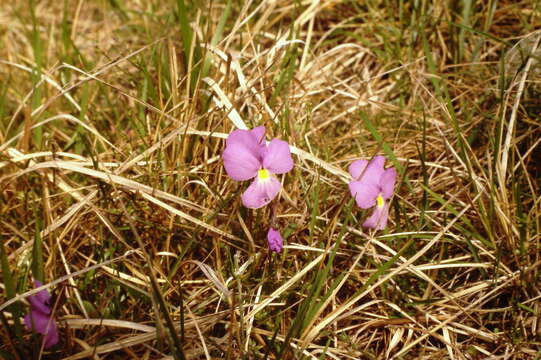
[1,0,540,358]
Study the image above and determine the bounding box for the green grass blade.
[201,0,232,80]
[176,0,202,95]
[31,215,44,283]
[0,236,23,339]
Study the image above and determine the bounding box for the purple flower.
[348,155,397,230]
[267,228,283,253]
[24,281,59,349]
[222,126,294,209]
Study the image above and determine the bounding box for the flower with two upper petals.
[222,126,294,209]
[348,155,397,230]
[24,281,59,349]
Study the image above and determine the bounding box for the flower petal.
[262,139,294,174]
[32,281,52,305]
[226,126,266,150]
[267,228,283,253]
[349,180,380,209]
[27,281,52,315]
[363,155,386,180]
[43,320,59,348]
[349,156,386,184]
[222,128,266,181]
[348,159,368,179]
[250,126,266,144]
[363,202,390,230]
[380,167,397,199]
[25,280,59,349]
[241,176,281,209]
[24,310,51,335]
[28,296,51,315]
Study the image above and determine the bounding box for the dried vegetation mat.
[0,0,540,359]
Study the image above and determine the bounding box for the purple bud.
[267,228,283,253]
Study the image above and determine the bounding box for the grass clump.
[1,0,540,359]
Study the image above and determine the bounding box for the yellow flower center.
[376,195,385,208]
[258,168,270,181]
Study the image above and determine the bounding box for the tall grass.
[1,0,540,359]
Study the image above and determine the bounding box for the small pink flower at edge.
[24,280,59,349]
[267,228,283,253]
[222,126,294,209]
[348,156,397,230]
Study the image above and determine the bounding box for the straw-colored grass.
[1,0,540,359]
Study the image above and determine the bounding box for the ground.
[0,1,540,359]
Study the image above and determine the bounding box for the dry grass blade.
[303,201,474,345]
[498,32,540,187]
[2,159,231,238]
[186,260,231,299]
[394,268,529,358]
[246,253,325,321]
[0,250,137,313]
[386,327,404,359]
[61,312,228,360]
[62,319,156,333]
[1,1,539,358]
[0,114,118,152]
[203,77,248,130]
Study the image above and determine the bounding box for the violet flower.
[24,281,59,349]
[222,126,293,209]
[267,228,283,253]
[348,155,397,230]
